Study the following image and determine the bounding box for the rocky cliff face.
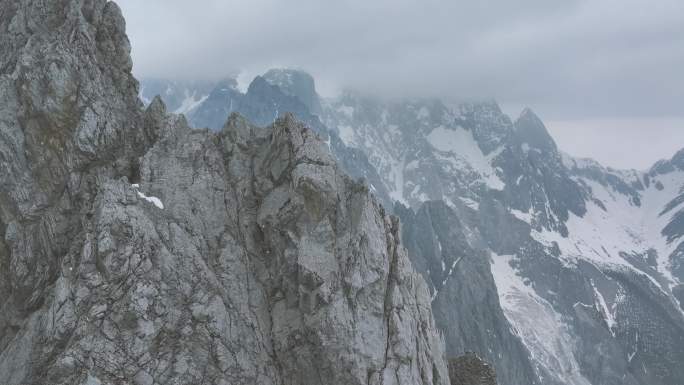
[0,1,450,384]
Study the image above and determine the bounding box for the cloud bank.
[116,0,684,169]
[117,0,683,119]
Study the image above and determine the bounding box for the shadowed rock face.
[263,69,323,115]
[448,353,497,385]
[0,0,148,314]
[0,1,449,384]
[395,201,538,385]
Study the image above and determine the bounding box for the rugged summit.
[263,69,322,115]
[0,1,450,384]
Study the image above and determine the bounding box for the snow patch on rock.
[427,126,505,191]
[133,185,164,210]
[491,253,592,385]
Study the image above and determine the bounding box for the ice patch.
[175,93,209,115]
[389,156,407,204]
[591,280,616,335]
[459,197,480,210]
[138,192,164,210]
[627,332,639,362]
[324,135,332,151]
[511,208,534,224]
[562,153,604,171]
[337,125,356,146]
[533,174,684,289]
[133,185,164,210]
[491,253,592,385]
[426,126,505,191]
[432,257,463,302]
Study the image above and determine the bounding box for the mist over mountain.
[1,1,683,385]
[118,0,684,115]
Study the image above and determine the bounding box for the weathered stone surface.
[448,353,497,385]
[0,1,449,384]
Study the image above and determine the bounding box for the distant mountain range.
[143,70,684,385]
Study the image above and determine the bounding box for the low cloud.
[547,118,684,170]
[117,0,683,119]
[116,0,684,168]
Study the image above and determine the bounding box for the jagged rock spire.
[514,107,558,152]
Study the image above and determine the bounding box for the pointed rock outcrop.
[514,108,557,152]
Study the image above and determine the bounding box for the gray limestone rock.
[0,1,449,385]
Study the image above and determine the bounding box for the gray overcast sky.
[115,0,684,170]
[546,120,684,170]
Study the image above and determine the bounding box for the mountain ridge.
[143,69,684,385]
[142,73,684,178]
